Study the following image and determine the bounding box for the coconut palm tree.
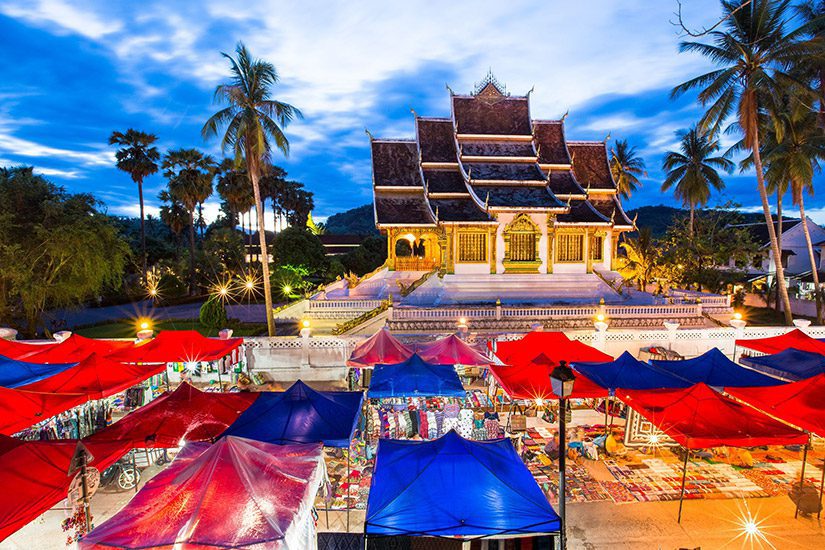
[202,42,302,336]
[618,228,660,291]
[672,0,818,325]
[661,127,733,236]
[109,129,160,283]
[162,148,216,295]
[764,95,825,322]
[609,139,646,199]
[794,1,825,124]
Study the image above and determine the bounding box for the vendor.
[543,432,560,460]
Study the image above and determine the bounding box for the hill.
[627,205,781,239]
[324,204,378,235]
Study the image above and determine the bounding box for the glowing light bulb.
[245,281,254,289]
[219,286,228,296]
[140,322,149,330]
[596,314,605,322]
[733,311,743,320]
[283,285,293,295]
[535,398,544,407]
[301,319,310,329]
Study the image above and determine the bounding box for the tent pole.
[346,448,351,533]
[796,443,809,519]
[603,397,609,435]
[677,450,689,523]
[132,450,139,493]
[80,455,91,534]
[217,367,223,392]
[818,450,825,520]
[164,370,171,392]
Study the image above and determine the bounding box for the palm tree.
[671,0,818,325]
[617,228,659,291]
[609,139,646,199]
[661,127,733,236]
[261,164,288,231]
[764,95,825,322]
[162,148,216,295]
[158,190,189,243]
[794,1,825,124]
[109,129,160,283]
[202,42,302,336]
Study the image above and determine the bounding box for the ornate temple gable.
[533,120,572,166]
[451,73,532,137]
[416,118,457,163]
[473,70,509,103]
[371,140,424,188]
[567,141,618,192]
[504,212,540,233]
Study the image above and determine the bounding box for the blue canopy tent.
[365,430,560,538]
[0,355,76,388]
[652,348,784,387]
[221,380,363,448]
[367,354,465,398]
[740,348,825,381]
[573,351,692,392]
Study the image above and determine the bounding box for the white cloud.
[0,128,114,167]
[0,0,122,39]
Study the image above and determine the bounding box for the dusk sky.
[2,0,823,222]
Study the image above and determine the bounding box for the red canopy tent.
[88,382,258,448]
[735,329,825,356]
[417,334,490,366]
[106,330,243,364]
[618,383,808,522]
[0,435,131,542]
[347,327,413,368]
[0,334,133,363]
[80,437,326,549]
[0,386,88,435]
[489,356,609,401]
[493,331,611,366]
[19,353,166,401]
[726,374,825,437]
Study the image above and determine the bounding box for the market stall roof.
[651,348,783,387]
[489,357,608,400]
[726,374,825,437]
[88,382,257,448]
[417,334,491,366]
[735,329,825,356]
[573,351,693,391]
[106,330,242,364]
[347,327,413,368]
[81,437,325,550]
[222,380,364,447]
[617,383,808,448]
[19,353,166,400]
[0,334,133,363]
[367,354,465,398]
[0,355,76,388]
[493,330,611,365]
[0,386,88,435]
[0,435,130,542]
[365,430,560,538]
[740,348,825,381]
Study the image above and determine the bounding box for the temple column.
[585,229,593,273]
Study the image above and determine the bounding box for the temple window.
[557,234,584,263]
[510,232,537,262]
[457,232,487,262]
[590,235,604,262]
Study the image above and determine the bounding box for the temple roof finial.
[446,83,455,95]
[561,110,569,121]
[473,69,508,97]
[605,131,612,142]
[365,128,374,140]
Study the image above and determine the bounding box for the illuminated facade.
[371,75,634,275]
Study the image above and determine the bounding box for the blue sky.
[1,0,823,223]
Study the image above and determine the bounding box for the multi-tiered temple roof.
[371,76,633,229]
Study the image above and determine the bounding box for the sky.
[1,0,824,223]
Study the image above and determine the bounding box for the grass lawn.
[75,318,268,339]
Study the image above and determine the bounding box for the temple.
[371,74,634,276]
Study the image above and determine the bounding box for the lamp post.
[550,361,575,550]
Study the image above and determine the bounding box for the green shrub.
[199,296,228,328]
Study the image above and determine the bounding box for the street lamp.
[550,360,575,550]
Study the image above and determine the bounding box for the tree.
[794,1,825,124]
[108,129,159,283]
[271,226,328,275]
[671,0,818,325]
[609,139,646,199]
[341,235,387,275]
[617,228,660,291]
[203,42,302,336]
[216,158,255,233]
[0,167,129,335]
[162,148,215,295]
[260,164,288,231]
[661,127,733,236]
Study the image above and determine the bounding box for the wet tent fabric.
[347,328,413,368]
[365,431,560,537]
[0,334,134,363]
[573,351,692,391]
[0,355,76,388]
[367,354,465,398]
[727,374,825,437]
[651,348,783,387]
[493,331,611,366]
[80,437,325,550]
[740,349,825,381]
[617,383,808,448]
[416,334,491,366]
[19,353,166,400]
[735,329,825,356]
[107,330,242,363]
[222,380,363,447]
[489,359,608,400]
[0,386,88,435]
[87,382,257,448]
[0,435,131,542]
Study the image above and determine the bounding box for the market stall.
[368,354,465,399]
[0,355,76,388]
[347,327,413,369]
[80,437,326,549]
[493,330,611,366]
[735,328,825,357]
[0,334,133,363]
[365,430,560,539]
[740,348,825,381]
[416,334,490,366]
[617,383,809,520]
[573,352,693,391]
[0,386,88,435]
[651,347,784,387]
